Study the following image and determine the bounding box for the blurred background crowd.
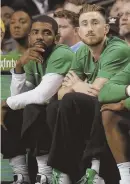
[1,0,128,54]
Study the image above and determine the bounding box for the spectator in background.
[1,10,32,67]
[54,10,83,52]
[64,0,86,14]
[119,1,130,45]
[54,4,64,12]
[99,2,130,184]
[1,15,74,184]
[12,0,65,16]
[12,0,47,16]
[109,0,130,18]
[1,5,16,53]
[109,0,123,17]
[0,19,5,53]
[9,10,31,54]
[48,0,65,12]
[1,9,32,73]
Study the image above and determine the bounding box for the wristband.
[126,85,130,97]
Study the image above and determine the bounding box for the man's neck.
[69,36,81,47]
[15,39,28,54]
[89,37,106,62]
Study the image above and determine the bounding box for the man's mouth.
[121,23,128,26]
[86,34,95,37]
[14,31,21,34]
[34,41,47,49]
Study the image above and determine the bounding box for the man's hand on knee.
[101,100,126,112]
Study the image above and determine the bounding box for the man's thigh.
[4,108,23,135]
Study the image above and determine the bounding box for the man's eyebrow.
[59,25,68,27]
[19,17,27,21]
[81,20,88,23]
[10,17,27,21]
[31,29,39,32]
[91,18,99,21]
[43,29,52,32]
[4,13,11,16]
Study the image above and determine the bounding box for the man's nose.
[14,23,21,29]
[121,13,128,21]
[37,33,44,40]
[87,23,93,31]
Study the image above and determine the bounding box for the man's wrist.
[15,60,24,74]
[126,85,130,97]
[120,100,126,109]
[2,100,9,109]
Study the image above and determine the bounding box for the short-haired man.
[54,10,83,52]
[64,0,86,14]
[99,2,130,184]
[1,10,32,68]
[119,1,130,45]
[1,15,74,184]
[45,4,130,184]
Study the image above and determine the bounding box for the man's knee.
[24,104,39,112]
[60,92,77,108]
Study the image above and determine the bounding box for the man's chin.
[120,30,130,37]
[84,41,101,47]
[13,36,26,40]
[82,38,103,47]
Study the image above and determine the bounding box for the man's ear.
[28,34,31,46]
[104,24,110,35]
[55,33,60,44]
[74,27,79,35]
[77,27,82,38]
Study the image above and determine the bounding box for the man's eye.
[119,13,123,18]
[82,22,87,26]
[21,21,26,24]
[44,32,51,36]
[10,21,15,24]
[5,14,11,19]
[32,31,37,35]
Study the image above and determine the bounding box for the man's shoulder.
[53,44,73,53]
[49,44,74,59]
[75,44,89,60]
[1,50,21,63]
[6,50,21,57]
[105,36,130,52]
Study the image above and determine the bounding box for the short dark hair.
[79,4,106,21]
[65,0,86,6]
[32,15,58,35]
[54,10,79,27]
[11,9,32,21]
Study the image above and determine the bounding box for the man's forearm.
[99,83,128,103]
[7,73,63,110]
[124,98,130,110]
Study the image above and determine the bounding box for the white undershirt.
[127,85,130,96]
[10,69,35,96]
[7,72,63,110]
